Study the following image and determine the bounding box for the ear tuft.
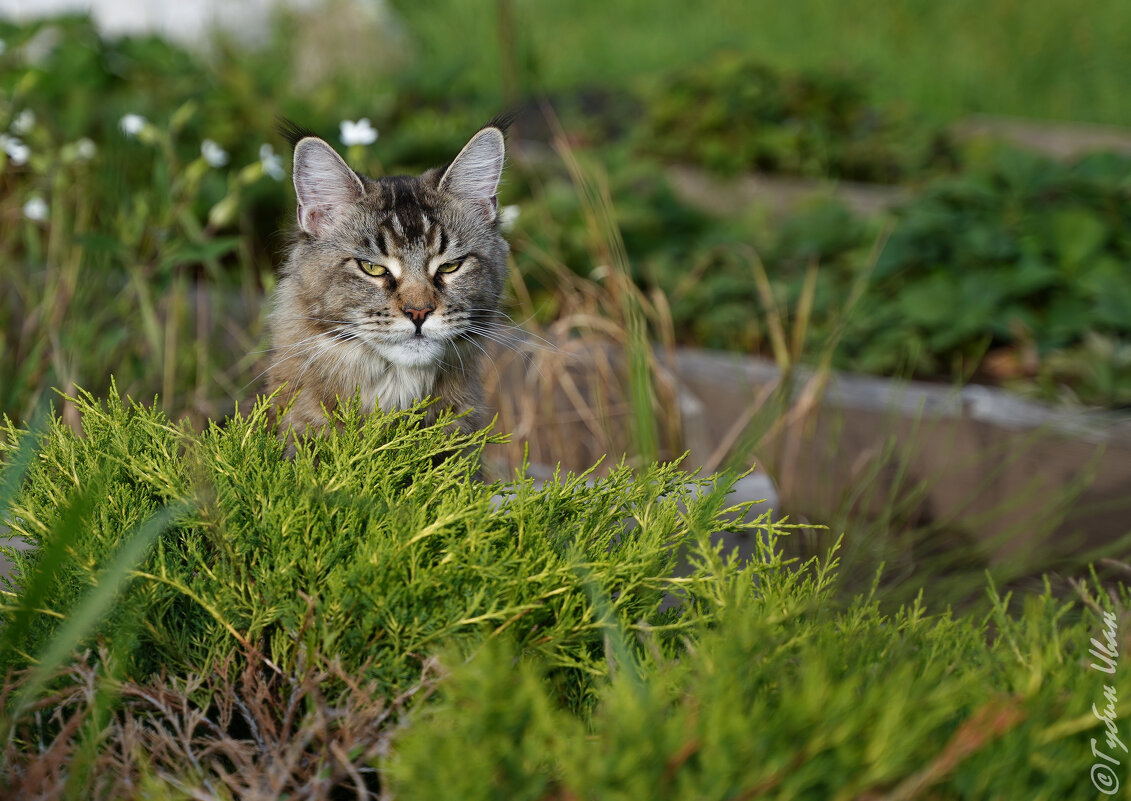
[277,117,319,150]
[439,127,505,221]
[292,138,364,237]
[483,110,517,135]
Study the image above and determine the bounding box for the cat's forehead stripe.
[370,176,442,247]
[381,207,433,249]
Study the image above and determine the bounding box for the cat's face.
[280,127,509,369]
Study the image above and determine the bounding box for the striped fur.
[265,121,509,452]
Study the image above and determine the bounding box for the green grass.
[0,390,770,700]
[1,392,1127,798]
[389,586,1131,800]
[395,0,1131,126]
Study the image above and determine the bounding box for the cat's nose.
[403,304,435,332]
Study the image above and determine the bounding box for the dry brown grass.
[1,646,439,801]
[482,118,692,475]
[483,266,686,474]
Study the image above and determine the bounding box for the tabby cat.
[265,119,510,450]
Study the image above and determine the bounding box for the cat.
[265,117,511,453]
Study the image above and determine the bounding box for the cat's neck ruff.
[336,343,440,413]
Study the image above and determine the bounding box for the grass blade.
[2,504,182,729]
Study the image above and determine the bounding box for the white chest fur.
[360,361,438,412]
[330,343,439,413]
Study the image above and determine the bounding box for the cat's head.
[278,120,510,369]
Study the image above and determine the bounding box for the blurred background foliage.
[1,0,1131,430]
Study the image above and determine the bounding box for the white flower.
[120,114,147,137]
[340,118,378,147]
[259,143,284,181]
[498,204,520,232]
[75,138,97,161]
[11,109,35,135]
[24,26,59,65]
[23,196,48,222]
[0,134,29,166]
[201,139,229,168]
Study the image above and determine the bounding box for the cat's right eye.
[358,259,388,277]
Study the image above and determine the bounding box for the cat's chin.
[377,336,446,368]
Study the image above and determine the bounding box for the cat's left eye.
[437,260,462,274]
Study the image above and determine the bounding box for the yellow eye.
[359,259,388,277]
[438,261,462,274]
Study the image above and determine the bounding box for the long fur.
[263,118,511,454]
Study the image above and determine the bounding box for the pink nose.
[403,305,435,331]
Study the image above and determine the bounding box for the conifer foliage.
[1,390,766,701]
[0,391,1126,799]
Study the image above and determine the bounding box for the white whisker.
[242,329,353,393]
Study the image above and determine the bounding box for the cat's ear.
[439,127,505,221]
[292,137,364,237]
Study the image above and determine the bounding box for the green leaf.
[897,274,956,328]
[1048,208,1107,272]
